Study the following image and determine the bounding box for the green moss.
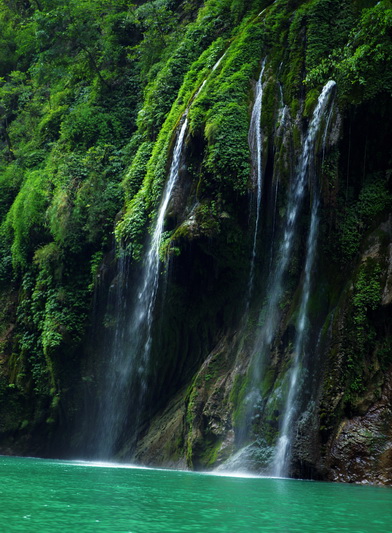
[284,4,307,99]
[185,379,199,427]
[332,177,392,264]
[261,74,280,136]
[199,437,222,467]
[337,257,384,405]
[306,0,355,72]
[291,122,301,151]
[306,0,392,102]
[260,367,275,397]
[230,372,250,428]
[304,87,320,117]
[122,141,154,203]
[20,419,29,430]
[3,169,50,270]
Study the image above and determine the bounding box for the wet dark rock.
[326,369,392,485]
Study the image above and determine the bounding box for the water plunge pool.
[0,456,391,532]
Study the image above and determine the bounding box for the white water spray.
[246,60,266,307]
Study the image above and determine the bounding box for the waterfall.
[234,80,336,469]
[93,248,131,458]
[272,196,320,476]
[129,114,189,393]
[95,53,226,459]
[269,83,288,271]
[246,60,266,307]
[96,115,188,458]
[249,81,336,378]
[272,80,336,477]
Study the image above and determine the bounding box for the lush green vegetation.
[0,0,391,472]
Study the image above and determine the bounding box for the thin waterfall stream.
[272,194,320,476]
[248,88,328,388]
[246,60,266,307]
[269,82,288,271]
[235,80,336,472]
[96,115,189,458]
[272,80,336,476]
[95,54,226,459]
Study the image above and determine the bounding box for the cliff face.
[0,0,391,484]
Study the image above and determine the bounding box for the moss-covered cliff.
[0,0,391,484]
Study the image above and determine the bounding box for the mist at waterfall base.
[1,456,391,533]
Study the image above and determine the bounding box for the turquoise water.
[0,456,391,532]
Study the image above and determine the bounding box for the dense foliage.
[0,0,391,471]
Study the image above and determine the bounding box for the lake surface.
[0,456,391,532]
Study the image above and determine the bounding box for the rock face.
[133,389,188,470]
[314,220,392,485]
[382,219,392,307]
[326,369,392,485]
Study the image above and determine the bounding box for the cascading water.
[272,80,336,477]
[96,115,189,458]
[95,53,227,459]
[129,115,189,395]
[235,80,336,469]
[269,83,289,271]
[246,60,266,307]
[94,251,130,458]
[272,196,320,476]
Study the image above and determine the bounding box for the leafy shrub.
[334,177,391,263]
[4,169,50,269]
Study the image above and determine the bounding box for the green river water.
[0,456,391,532]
